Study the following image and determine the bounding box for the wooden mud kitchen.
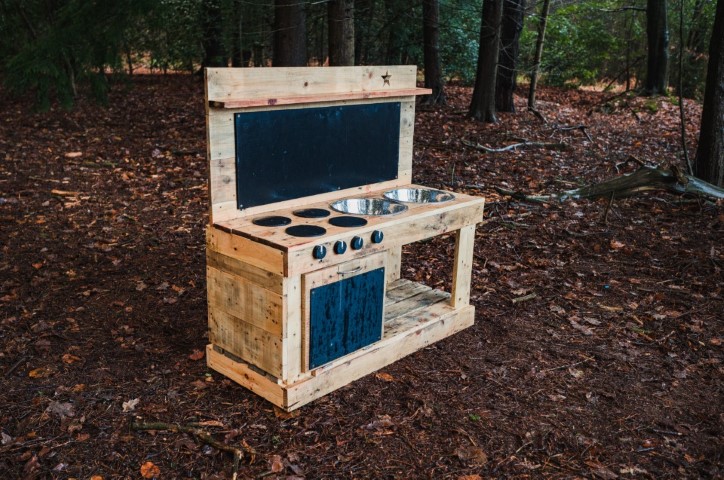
[204,66,485,410]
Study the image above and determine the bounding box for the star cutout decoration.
[381,71,391,86]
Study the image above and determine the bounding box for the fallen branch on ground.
[131,421,255,479]
[551,124,593,142]
[462,138,568,153]
[494,165,724,203]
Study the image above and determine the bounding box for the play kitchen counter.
[204,66,484,410]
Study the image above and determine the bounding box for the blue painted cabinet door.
[308,267,385,369]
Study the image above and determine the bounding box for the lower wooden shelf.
[206,278,474,410]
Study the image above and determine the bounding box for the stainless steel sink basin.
[329,198,408,216]
[383,187,455,203]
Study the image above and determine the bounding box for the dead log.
[495,166,724,203]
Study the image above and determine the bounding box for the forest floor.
[0,75,722,479]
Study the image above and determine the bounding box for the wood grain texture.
[451,224,476,308]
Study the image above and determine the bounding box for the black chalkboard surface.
[234,102,401,210]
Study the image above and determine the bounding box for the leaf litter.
[0,77,721,478]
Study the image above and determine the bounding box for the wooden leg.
[282,275,303,381]
[451,225,476,308]
[385,246,402,284]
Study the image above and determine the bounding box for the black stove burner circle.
[329,216,368,228]
[292,208,331,219]
[252,215,292,227]
[286,225,327,237]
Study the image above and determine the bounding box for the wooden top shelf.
[208,88,433,109]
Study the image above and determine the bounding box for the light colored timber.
[206,345,285,407]
[208,306,282,377]
[213,177,411,224]
[206,265,283,336]
[285,198,485,277]
[384,288,449,321]
[209,88,431,108]
[207,275,475,411]
[206,66,418,102]
[385,278,430,303]
[206,99,415,223]
[452,224,476,308]
[206,225,285,276]
[384,246,402,284]
[206,249,283,294]
[281,276,303,381]
[284,304,475,410]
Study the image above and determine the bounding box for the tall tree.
[273,0,307,66]
[693,0,724,186]
[644,0,669,94]
[422,0,445,105]
[328,0,355,66]
[201,0,226,69]
[469,0,503,122]
[496,0,525,112]
[528,0,551,109]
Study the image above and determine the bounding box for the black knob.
[371,230,384,244]
[334,241,347,255]
[312,245,327,259]
[351,236,364,250]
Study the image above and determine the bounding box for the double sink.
[330,187,454,216]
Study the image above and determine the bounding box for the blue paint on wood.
[309,267,385,369]
[234,103,401,210]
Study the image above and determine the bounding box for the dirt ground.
[1,75,722,479]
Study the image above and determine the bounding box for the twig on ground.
[552,124,593,142]
[528,106,548,123]
[131,422,255,479]
[462,138,568,153]
[512,293,537,304]
[4,356,26,377]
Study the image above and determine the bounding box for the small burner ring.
[329,216,368,228]
[252,215,292,227]
[292,208,331,218]
[286,225,327,237]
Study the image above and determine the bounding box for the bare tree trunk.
[496,0,525,112]
[383,0,402,64]
[527,0,551,109]
[328,0,354,66]
[694,0,724,186]
[202,0,226,69]
[644,0,669,94]
[422,0,445,105]
[273,0,307,66]
[469,0,503,123]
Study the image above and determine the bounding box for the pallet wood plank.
[206,66,418,102]
[208,307,282,377]
[206,249,283,294]
[209,88,430,108]
[206,225,285,275]
[207,265,283,335]
[384,289,449,321]
[452,224,476,308]
[284,304,474,410]
[282,276,303,381]
[206,345,285,406]
[385,279,430,303]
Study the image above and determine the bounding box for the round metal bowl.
[329,198,408,216]
[383,187,455,203]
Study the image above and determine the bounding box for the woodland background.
[0,0,723,479]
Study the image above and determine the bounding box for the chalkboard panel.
[309,267,385,369]
[234,103,401,210]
